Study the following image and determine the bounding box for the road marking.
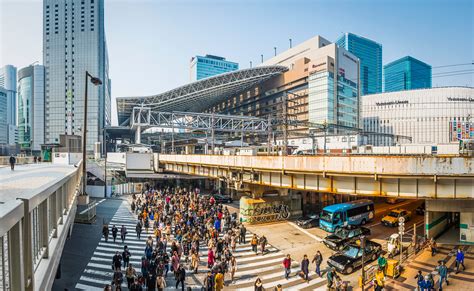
[79,199,106,215]
[287,222,323,242]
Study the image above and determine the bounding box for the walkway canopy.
[116,66,287,126]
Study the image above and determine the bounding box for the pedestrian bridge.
[0,163,82,291]
[157,154,474,199]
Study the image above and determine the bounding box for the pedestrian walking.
[155,275,166,291]
[312,250,323,277]
[420,275,433,291]
[455,247,466,274]
[260,235,267,255]
[414,270,424,290]
[175,265,186,291]
[9,155,16,171]
[102,224,109,242]
[229,255,237,283]
[135,221,142,239]
[203,271,214,291]
[251,234,258,254]
[191,250,200,274]
[214,272,224,291]
[112,225,118,243]
[125,264,136,289]
[122,246,131,268]
[377,254,387,274]
[112,251,122,272]
[430,238,438,256]
[254,277,264,291]
[374,267,385,291]
[120,225,127,243]
[300,254,310,282]
[282,254,291,279]
[130,278,142,291]
[327,267,336,289]
[240,224,246,244]
[436,260,449,290]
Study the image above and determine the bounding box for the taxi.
[381,209,411,227]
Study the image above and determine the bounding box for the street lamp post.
[360,235,366,291]
[81,71,102,196]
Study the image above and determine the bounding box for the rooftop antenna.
[289,38,292,48]
[249,61,252,68]
[274,47,277,56]
[261,54,263,63]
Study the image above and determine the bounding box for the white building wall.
[361,87,474,145]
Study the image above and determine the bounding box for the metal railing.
[0,162,82,291]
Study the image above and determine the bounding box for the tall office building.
[17,65,45,152]
[384,56,432,92]
[0,88,7,144]
[43,0,111,151]
[190,55,238,82]
[336,33,382,95]
[0,65,18,144]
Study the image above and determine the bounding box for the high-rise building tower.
[190,55,238,82]
[336,33,382,95]
[383,56,432,92]
[0,65,18,144]
[17,65,45,153]
[43,0,111,151]
[0,88,7,144]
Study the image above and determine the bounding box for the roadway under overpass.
[155,153,474,243]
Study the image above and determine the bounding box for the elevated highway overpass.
[156,154,474,244]
[157,154,474,199]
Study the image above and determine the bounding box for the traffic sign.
[398,216,405,224]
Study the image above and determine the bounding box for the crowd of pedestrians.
[101,186,249,291]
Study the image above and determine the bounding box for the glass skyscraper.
[0,65,18,144]
[383,56,432,92]
[308,43,360,130]
[43,0,111,151]
[17,65,45,152]
[0,88,7,144]
[336,33,382,96]
[190,55,238,82]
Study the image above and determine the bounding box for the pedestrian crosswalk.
[75,198,328,290]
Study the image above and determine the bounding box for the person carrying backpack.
[251,234,258,254]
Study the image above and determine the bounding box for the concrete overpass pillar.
[185,145,195,155]
[135,125,141,144]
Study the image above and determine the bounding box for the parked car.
[416,202,425,215]
[296,214,320,229]
[327,240,382,274]
[386,198,405,204]
[323,226,371,251]
[381,209,411,226]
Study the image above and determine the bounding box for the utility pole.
[274,47,277,56]
[249,61,252,68]
[171,120,175,154]
[282,92,288,156]
[211,113,215,154]
[267,115,272,155]
[261,54,263,63]
[289,38,292,48]
[360,235,366,291]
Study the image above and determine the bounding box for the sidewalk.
[385,245,474,290]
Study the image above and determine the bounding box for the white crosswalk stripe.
[75,198,327,290]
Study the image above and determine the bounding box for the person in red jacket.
[283,254,292,279]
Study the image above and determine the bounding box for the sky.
[1,0,473,125]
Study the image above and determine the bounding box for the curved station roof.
[116,65,287,125]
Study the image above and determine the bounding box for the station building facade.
[205,35,361,136]
[361,87,474,145]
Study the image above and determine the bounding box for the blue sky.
[1,0,473,124]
